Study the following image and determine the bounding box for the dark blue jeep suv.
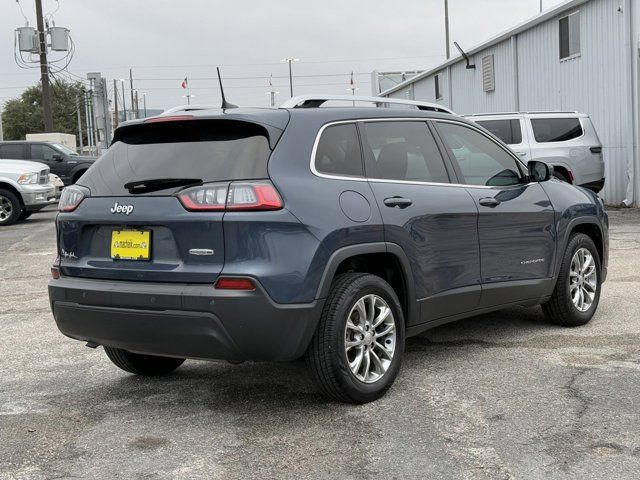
[49,95,609,403]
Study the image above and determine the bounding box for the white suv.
[465,112,604,193]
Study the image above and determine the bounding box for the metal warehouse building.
[378,0,639,206]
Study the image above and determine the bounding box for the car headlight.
[17,172,38,185]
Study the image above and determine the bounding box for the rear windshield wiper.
[124,178,203,194]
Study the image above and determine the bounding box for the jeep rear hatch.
[57,117,283,283]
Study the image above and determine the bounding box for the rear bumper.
[48,276,324,362]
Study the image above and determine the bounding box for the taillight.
[215,277,256,291]
[59,185,89,212]
[177,181,282,212]
[51,266,60,279]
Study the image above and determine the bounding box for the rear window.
[79,120,273,196]
[531,117,583,143]
[476,119,522,145]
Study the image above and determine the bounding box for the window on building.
[531,118,583,143]
[559,11,580,59]
[314,123,364,177]
[436,122,523,187]
[476,119,523,145]
[434,74,443,100]
[362,121,449,183]
[482,55,495,92]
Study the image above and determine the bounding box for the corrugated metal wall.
[391,0,637,205]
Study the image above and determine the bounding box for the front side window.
[30,144,59,161]
[531,117,583,143]
[314,123,364,177]
[476,119,523,145]
[363,121,449,183]
[437,122,523,187]
[559,11,580,59]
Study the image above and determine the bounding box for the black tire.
[0,189,22,226]
[104,346,185,376]
[18,211,32,221]
[543,233,601,327]
[306,273,405,404]
[553,170,570,183]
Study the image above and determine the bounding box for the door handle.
[478,197,501,208]
[383,196,413,209]
[516,152,527,156]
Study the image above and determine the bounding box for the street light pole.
[280,57,299,97]
[35,0,53,131]
[444,0,450,60]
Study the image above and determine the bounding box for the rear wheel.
[306,273,405,403]
[0,189,22,226]
[543,233,601,327]
[104,346,185,376]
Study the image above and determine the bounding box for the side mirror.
[528,160,552,182]
[52,154,64,162]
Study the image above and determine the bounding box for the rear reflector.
[177,180,282,212]
[215,277,255,291]
[51,267,60,279]
[144,115,194,123]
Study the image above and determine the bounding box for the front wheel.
[104,346,185,376]
[306,273,405,403]
[0,189,22,226]
[543,233,601,327]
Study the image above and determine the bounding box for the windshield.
[78,119,273,196]
[52,143,78,156]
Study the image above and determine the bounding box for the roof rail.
[280,95,455,114]
[463,110,580,117]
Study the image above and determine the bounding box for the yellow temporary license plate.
[111,229,151,260]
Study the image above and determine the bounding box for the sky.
[1,0,565,111]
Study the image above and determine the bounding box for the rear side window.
[0,144,24,159]
[476,119,522,145]
[314,123,363,177]
[79,120,273,196]
[362,121,449,183]
[531,118,583,143]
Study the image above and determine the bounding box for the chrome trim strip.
[308,118,530,190]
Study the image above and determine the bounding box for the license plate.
[111,229,151,260]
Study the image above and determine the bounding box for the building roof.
[379,0,590,97]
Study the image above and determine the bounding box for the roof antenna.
[217,67,238,109]
[453,42,476,69]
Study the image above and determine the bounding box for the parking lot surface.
[1,206,639,480]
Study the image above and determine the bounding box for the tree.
[1,78,87,145]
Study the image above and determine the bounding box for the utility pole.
[134,90,139,117]
[76,94,84,152]
[83,91,93,155]
[142,93,147,118]
[113,79,119,127]
[35,0,53,131]
[539,0,543,13]
[129,68,135,119]
[444,0,450,59]
[120,79,127,121]
[281,57,299,97]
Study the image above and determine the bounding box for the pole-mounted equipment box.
[49,26,69,51]
[16,27,39,53]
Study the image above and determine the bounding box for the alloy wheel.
[0,195,13,222]
[569,247,598,312]
[344,294,396,383]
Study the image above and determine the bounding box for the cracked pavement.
[1,206,639,479]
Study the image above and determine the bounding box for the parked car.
[465,112,605,193]
[0,140,96,186]
[49,173,64,199]
[48,95,608,403]
[0,160,56,225]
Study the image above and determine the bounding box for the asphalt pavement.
[1,206,639,480]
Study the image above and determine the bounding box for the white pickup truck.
[0,160,57,226]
